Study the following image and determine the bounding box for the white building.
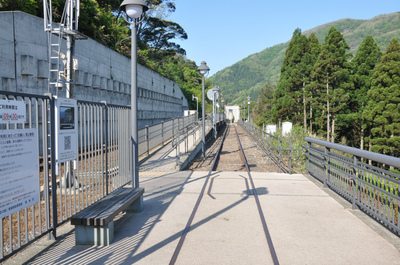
[225,105,240,122]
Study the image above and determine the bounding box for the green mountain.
[212,12,400,105]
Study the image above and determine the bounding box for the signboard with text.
[0,99,26,124]
[0,129,40,219]
[55,98,78,163]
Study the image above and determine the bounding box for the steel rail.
[170,124,279,264]
[234,126,280,265]
[169,124,228,265]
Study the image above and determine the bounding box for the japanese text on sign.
[0,129,40,219]
[0,99,26,124]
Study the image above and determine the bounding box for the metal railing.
[303,137,400,234]
[238,120,300,174]
[172,117,212,166]
[0,90,196,261]
[139,114,196,158]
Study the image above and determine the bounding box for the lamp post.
[212,86,220,139]
[192,94,199,121]
[197,61,210,158]
[247,95,251,128]
[221,96,225,122]
[120,0,148,188]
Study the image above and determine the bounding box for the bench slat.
[71,187,144,226]
[71,188,126,225]
[95,188,144,226]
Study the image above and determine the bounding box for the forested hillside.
[212,12,400,105]
[255,23,400,161]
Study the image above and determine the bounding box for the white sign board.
[0,99,26,124]
[0,129,40,219]
[55,98,78,163]
[207,89,219,101]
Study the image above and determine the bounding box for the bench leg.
[75,221,114,246]
[125,193,144,213]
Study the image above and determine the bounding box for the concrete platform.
[7,171,400,265]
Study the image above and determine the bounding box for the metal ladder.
[44,0,67,93]
[48,28,65,92]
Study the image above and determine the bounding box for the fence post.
[101,101,109,195]
[278,140,281,173]
[262,123,265,139]
[47,93,58,240]
[146,125,149,156]
[172,118,175,138]
[352,156,360,210]
[306,141,310,174]
[185,127,188,153]
[324,147,330,188]
[161,121,164,145]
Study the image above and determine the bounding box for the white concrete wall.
[0,11,188,128]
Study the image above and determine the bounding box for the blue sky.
[169,0,400,76]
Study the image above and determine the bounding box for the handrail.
[304,137,400,234]
[305,137,400,168]
[172,116,213,166]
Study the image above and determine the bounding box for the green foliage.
[274,28,312,128]
[254,84,275,126]
[364,39,400,157]
[340,35,381,149]
[310,27,352,142]
[0,0,40,16]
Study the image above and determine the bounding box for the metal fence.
[172,117,213,166]
[139,115,197,158]
[238,120,300,174]
[303,137,400,234]
[0,90,195,261]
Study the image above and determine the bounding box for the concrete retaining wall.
[0,11,188,128]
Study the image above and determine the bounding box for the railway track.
[186,123,275,172]
[170,124,279,264]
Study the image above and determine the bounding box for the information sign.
[55,98,78,163]
[0,99,26,124]
[0,129,40,219]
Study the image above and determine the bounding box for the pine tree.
[310,27,351,142]
[306,33,321,133]
[274,28,311,127]
[364,38,400,157]
[343,36,381,149]
[254,84,275,126]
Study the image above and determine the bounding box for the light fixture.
[197,61,209,158]
[120,0,149,19]
[197,61,210,76]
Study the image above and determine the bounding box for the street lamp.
[247,95,251,128]
[212,86,220,139]
[192,94,199,121]
[120,0,148,188]
[197,61,209,158]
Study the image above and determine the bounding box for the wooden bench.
[71,187,144,245]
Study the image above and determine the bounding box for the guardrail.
[238,120,300,174]
[303,137,400,234]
